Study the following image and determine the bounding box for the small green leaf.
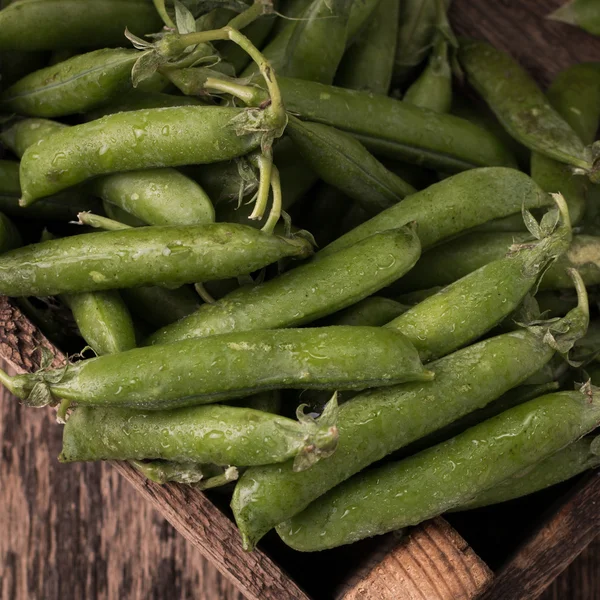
[131,51,162,87]
[26,381,54,408]
[125,28,154,50]
[522,207,542,240]
[175,0,198,33]
[539,207,560,238]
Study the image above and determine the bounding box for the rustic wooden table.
[0,375,598,600]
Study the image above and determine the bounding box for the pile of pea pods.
[2,0,600,554]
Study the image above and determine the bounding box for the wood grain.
[481,472,600,600]
[337,518,493,600]
[0,296,309,600]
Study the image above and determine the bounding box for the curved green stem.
[195,283,216,304]
[0,367,17,396]
[250,151,273,220]
[228,0,269,30]
[262,164,282,233]
[204,76,265,105]
[153,0,176,28]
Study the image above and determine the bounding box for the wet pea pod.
[0,0,162,51]
[278,385,600,551]
[320,167,549,258]
[2,327,432,409]
[231,281,590,549]
[320,297,409,327]
[456,434,600,511]
[531,64,600,226]
[0,159,102,221]
[0,223,312,297]
[59,395,339,470]
[404,35,452,114]
[458,38,592,171]
[394,232,600,293]
[2,118,215,226]
[286,116,415,215]
[384,197,573,362]
[62,291,137,356]
[1,49,140,117]
[18,103,281,203]
[335,0,399,95]
[549,0,600,36]
[147,226,421,345]
[274,76,517,172]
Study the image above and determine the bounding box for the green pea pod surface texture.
[148,226,421,345]
[4,327,431,409]
[278,388,600,551]
[0,224,312,296]
[0,0,162,51]
[18,106,268,203]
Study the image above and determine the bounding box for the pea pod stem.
[261,164,282,233]
[249,151,273,220]
[77,212,131,231]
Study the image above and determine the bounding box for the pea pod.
[147,226,421,345]
[0,223,312,297]
[278,386,600,551]
[531,64,600,226]
[549,0,600,36]
[394,233,600,292]
[322,297,409,327]
[275,76,517,172]
[231,281,589,549]
[60,396,339,470]
[320,167,548,258]
[63,291,137,356]
[286,116,415,214]
[457,434,600,511]
[86,90,205,120]
[385,198,573,361]
[18,105,277,203]
[458,38,592,170]
[1,49,139,117]
[0,159,102,221]
[0,0,162,51]
[1,327,432,409]
[335,0,399,95]
[392,0,439,84]
[404,35,452,114]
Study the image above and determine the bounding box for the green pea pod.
[91,168,215,227]
[0,0,162,51]
[270,0,312,37]
[86,90,205,120]
[335,0,399,95]
[531,64,600,226]
[18,105,277,204]
[63,291,137,356]
[2,327,432,409]
[320,167,548,258]
[278,386,600,551]
[275,76,517,172]
[385,198,573,361]
[403,35,452,114]
[394,233,600,292]
[0,223,312,297]
[60,396,340,470]
[321,297,409,327]
[147,226,421,345]
[1,117,69,157]
[231,285,589,549]
[0,159,102,221]
[392,0,438,84]
[282,0,352,83]
[286,116,415,214]
[457,434,600,511]
[1,49,139,117]
[458,38,592,170]
[120,286,201,328]
[549,0,600,36]
[102,201,147,227]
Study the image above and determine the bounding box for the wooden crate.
[1,0,600,598]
